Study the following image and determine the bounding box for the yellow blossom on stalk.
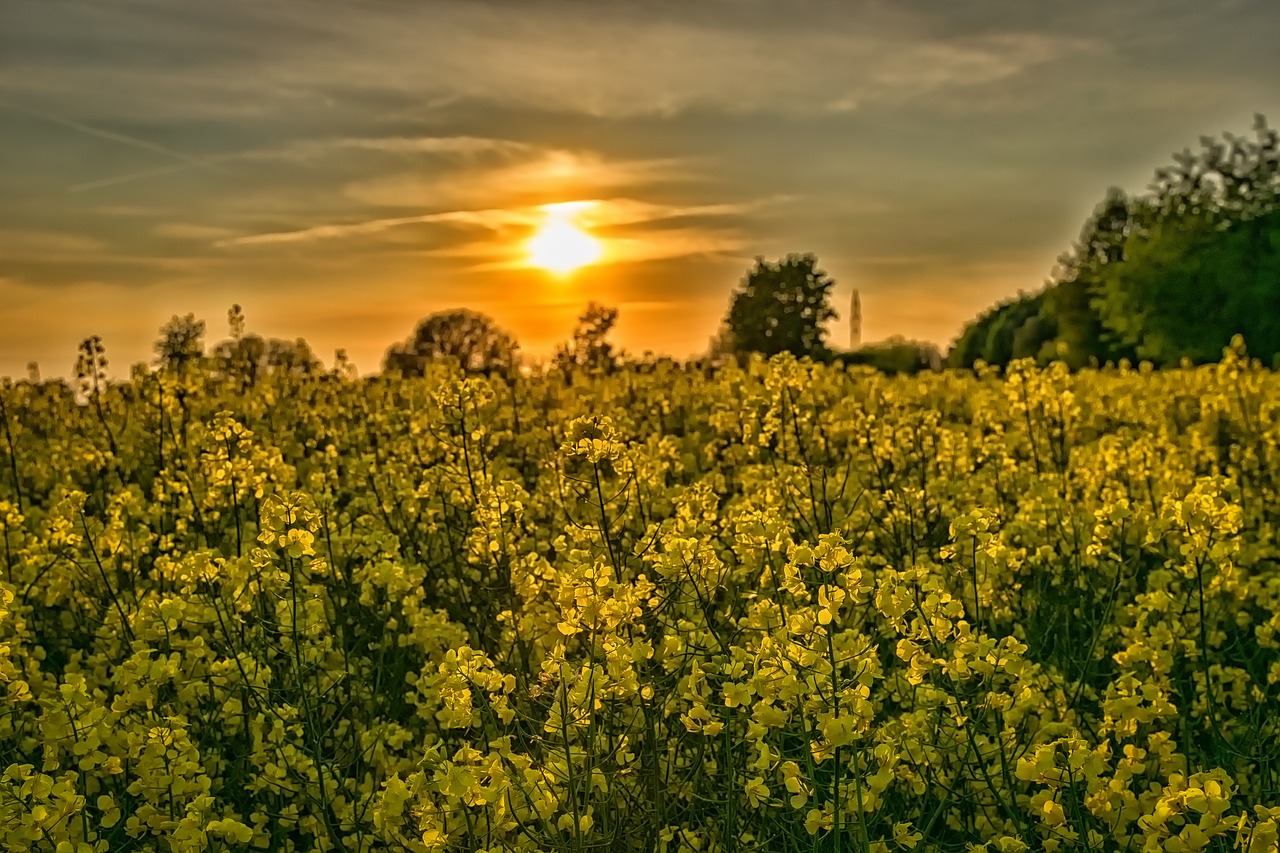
[743,776,769,808]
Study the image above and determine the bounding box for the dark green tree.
[838,337,942,374]
[949,116,1280,369]
[1095,208,1280,363]
[1011,313,1055,361]
[948,292,1045,368]
[724,254,838,359]
[383,309,518,376]
[1094,115,1280,363]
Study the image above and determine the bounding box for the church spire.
[850,289,862,349]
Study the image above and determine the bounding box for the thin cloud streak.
[576,198,783,228]
[152,223,240,241]
[67,135,529,193]
[0,96,229,175]
[0,3,1099,121]
[445,227,748,271]
[69,163,196,193]
[344,150,695,209]
[215,208,534,248]
[257,136,537,160]
[0,228,108,255]
[215,198,771,250]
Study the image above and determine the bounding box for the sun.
[526,204,603,274]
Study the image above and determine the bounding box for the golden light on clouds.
[525,202,603,274]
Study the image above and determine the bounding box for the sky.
[2,0,1278,378]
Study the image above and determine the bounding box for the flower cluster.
[0,348,1277,851]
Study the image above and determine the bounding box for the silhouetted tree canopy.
[154,314,206,373]
[554,302,621,373]
[212,336,321,384]
[948,292,1045,368]
[212,305,321,386]
[836,337,942,374]
[724,254,838,359]
[383,309,518,376]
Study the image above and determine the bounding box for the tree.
[553,302,621,373]
[949,116,1280,369]
[703,323,737,365]
[838,337,942,374]
[154,314,206,373]
[214,336,321,383]
[1093,116,1280,364]
[724,254,838,359]
[265,338,321,376]
[1011,313,1054,361]
[212,305,322,386]
[947,292,1045,368]
[1096,207,1280,364]
[383,309,518,376]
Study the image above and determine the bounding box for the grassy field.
[1,349,1278,852]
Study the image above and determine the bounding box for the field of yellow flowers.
[1,346,1279,852]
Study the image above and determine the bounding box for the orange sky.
[2,0,1279,377]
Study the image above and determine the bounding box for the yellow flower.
[744,776,770,808]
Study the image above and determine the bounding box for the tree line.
[950,114,1280,369]
[19,115,1277,386]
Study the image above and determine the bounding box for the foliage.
[2,345,1280,851]
[1090,115,1280,365]
[1096,206,1280,365]
[212,306,321,387]
[384,309,519,376]
[949,188,1137,370]
[553,302,621,374]
[952,115,1280,369]
[724,254,839,360]
[154,314,206,373]
[836,337,942,374]
[947,292,1049,369]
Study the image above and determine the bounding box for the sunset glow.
[1,1,1276,377]
[526,204,603,274]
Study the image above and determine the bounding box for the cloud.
[574,198,776,228]
[0,95,228,173]
[0,228,108,255]
[1,1,1097,123]
[289,4,1091,118]
[68,163,201,193]
[216,207,530,248]
[596,227,748,267]
[151,223,240,240]
[344,149,693,209]
[256,136,537,161]
[218,196,761,270]
[217,195,764,246]
[65,134,530,193]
